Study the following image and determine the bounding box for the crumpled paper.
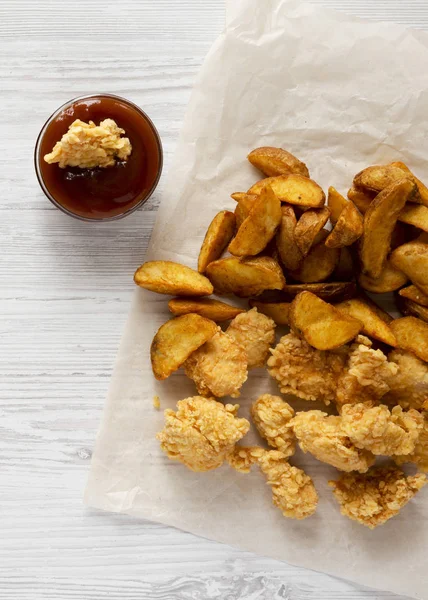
[85,1,428,597]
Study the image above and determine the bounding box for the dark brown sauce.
[38,96,162,219]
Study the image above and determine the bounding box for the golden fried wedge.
[328,187,348,224]
[231,192,258,203]
[198,211,236,273]
[290,236,340,283]
[249,300,291,325]
[234,195,257,228]
[399,285,428,307]
[354,165,415,195]
[168,298,245,322]
[390,241,428,295]
[398,204,428,232]
[248,175,325,208]
[247,146,309,177]
[325,201,364,249]
[275,205,303,271]
[206,256,285,298]
[289,291,362,350]
[359,179,416,279]
[294,206,330,256]
[390,316,428,362]
[347,186,375,214]
[390,161,428,207]
[336,298,396,346]
[282,282,357,302]
[396,295,428,324]
[134,261,214,296]
[229,185,281,256]
[151,314,218,380]
[358,260,408,293]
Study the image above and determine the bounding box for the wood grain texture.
[1,0,427,598]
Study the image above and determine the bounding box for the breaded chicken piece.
[335,336,398,409]
[258,450,318,519]
[290,410,375,473]
[226,308,276,369]
[251,394,295,456]
[184,331,248,398]
[227,445,266,473]
[329,466,427,528]
[157,396,249,472]
[341,403,423,456]
[384,349,428,410]
[267,332,347,404]
[396,413,428,472]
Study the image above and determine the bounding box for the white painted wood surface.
[2,1,428,598]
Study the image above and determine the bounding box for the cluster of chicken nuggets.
[134,146,428,529]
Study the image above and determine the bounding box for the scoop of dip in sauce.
[35,94,162,220]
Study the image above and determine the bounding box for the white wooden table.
[2,1,428,598]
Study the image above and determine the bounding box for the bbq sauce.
[37,96,162,220]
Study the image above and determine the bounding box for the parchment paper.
[85,1,428,597]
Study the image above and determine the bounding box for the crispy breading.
[258,450,318,519]
[384,349,428,410]
[226,445,266,473]
[267,332,347,404]
[341,403,423,456]
[290,410,375,473]
[157,396,250,472]
[251,394,295,456]
[226,308,276,369]
[336,336,398,408]
[329,466,427,528]
[184,331,248,398]
[396,413,428,472]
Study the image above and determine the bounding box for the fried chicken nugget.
[329,466,427,528]
[226,308,276,369]
[384,349,428,410]
[157,396,250,472]
[341,403,423,456]
[251,394,295,456]
[396,413,428,472]
[267,332,347,404]
[290,410,375,473]
[184,331,248,398]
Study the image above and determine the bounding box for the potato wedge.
[248,300,290,325]
[290,236,340,283]
[390,241,428,295]
[151,314,218,380]
[168,298,245,322]
[399,284,428,307]
[229,185,281,256]
[358,260,408,293]
[275,205,303,270]
[398,204,428,232]
[247,146,309,178]
[332,247,355,281]
[354,165,415,195]
[231,192,258,203]
[396,295,428,324]
[282,281,357,302]
[347,186,375,214]
[390,161,428,207]
[248,175,325,208]
[359,179,416,278]
[390,316,428,362]
[328,187,347,224]
[134,261,214,296]
[198,211,236,273]
[335,298,396,346]
[206,256,285,298]
[294,206,330,256]
[289,291,362,350]
[326,201,363,248]
[234,195,257,228]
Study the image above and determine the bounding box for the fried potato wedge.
[336,298,396,346]
[247,146,309,178]
[358,260,408,293]
[327,187,348,223]
[134,261,213,296]
[354,165,415,195]
[249,300,291,325]
[390,241,428,295]
[231,192,258,203]
[289,291,362,350]
[282,281,357,302]
[290,236,340,283]
[151,314,218,380]
[390,316,428,363]
[396,295,428,324]
[206,256,285,298]
[168,298,245,322]
[294,206,330,256]
[229,185,281,256]
[390,161,428,207]
[332,247,355,281]
[399,284,428,307]
[198,210,236,273]
[275,205,303,271]
[398,204,428,232]
[359,179,416,278]
[347,186,375,214]
[326,201,363,248]
[234,195,257,228]
[248,175,325,208]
